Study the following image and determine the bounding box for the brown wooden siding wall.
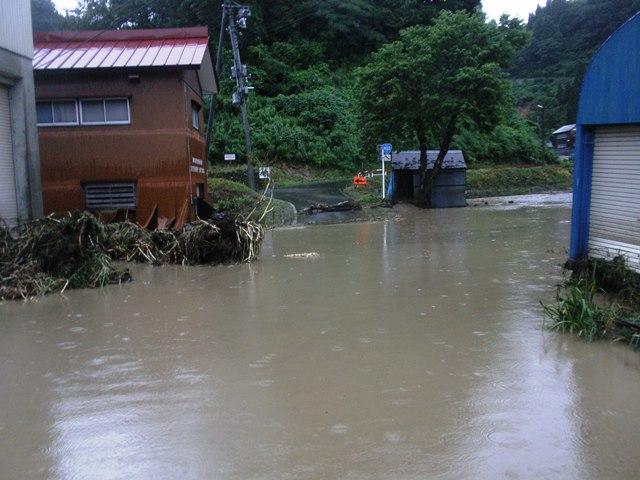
[35,68,207,227]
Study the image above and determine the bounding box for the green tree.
[31,0,63,31]
[356,12,514,205]
[511,0,640,126]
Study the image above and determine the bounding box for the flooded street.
[273,181,387,225]
[2,201,640,479]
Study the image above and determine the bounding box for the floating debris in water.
[284,252,320,259]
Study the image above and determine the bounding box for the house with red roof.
[33,26,217,228]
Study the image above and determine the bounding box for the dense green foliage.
[454,112,556,166]
[31,0,64,31]
[356,12,520,189]
[512,0,640,130]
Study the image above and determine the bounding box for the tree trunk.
[421,114,458,208]
[416,129,429,207]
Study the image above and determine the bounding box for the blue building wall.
[570,11,640,260]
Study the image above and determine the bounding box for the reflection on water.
[1,203,640,480]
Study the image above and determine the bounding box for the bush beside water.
[467,164,573,198]
[544,257,640,347]
[208,178,297,227]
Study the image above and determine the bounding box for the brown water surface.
[2,202,640,479]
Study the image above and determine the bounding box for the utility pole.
[227,2,255,189]
[536,104,546,148]
[203,4,228,161]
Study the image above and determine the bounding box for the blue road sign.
[381,143,393,155]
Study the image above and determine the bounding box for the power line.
[263,8,317,35]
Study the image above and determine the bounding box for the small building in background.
[33,27,217,228]
[392,150,467,208]
[0,1,43,227]
[570,12,640,271]
[550,124,576,156]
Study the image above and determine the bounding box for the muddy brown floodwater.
[2,201,640,480]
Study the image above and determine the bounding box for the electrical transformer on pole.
[227,2,255,189]
[206,1,255,190]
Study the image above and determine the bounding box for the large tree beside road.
[356,12,525,206]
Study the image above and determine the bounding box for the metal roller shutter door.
[0,86,18,227]
[589,125,640,271]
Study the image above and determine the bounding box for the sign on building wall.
[190,157,205,174]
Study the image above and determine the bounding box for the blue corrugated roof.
[577,11,640,125]
[392,150,466,171]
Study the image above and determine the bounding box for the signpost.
[259,166,271,180]
[380,143,392,199]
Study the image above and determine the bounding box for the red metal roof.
[33,27,210,71]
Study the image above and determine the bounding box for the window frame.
[191,101,201,131]
[79,97,131,126]
[36,99,80,127]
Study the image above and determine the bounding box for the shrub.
[543,279,617,342]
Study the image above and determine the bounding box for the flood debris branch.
[301,200,361,215]
[0,211,264,301]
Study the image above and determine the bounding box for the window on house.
[80,98,130,125]
[36,100,78,126]
[191,102,201,131]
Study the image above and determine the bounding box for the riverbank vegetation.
[0,212,263,301]
[466,164,572,198]
[544,257,640,347]
[208,178,296,227]
[209,163,350,188]
[343,177,388,208]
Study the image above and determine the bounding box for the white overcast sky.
[51,0,546,21]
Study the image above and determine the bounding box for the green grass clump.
[209,162,352,188]
[543,279,616,342]
[569,256,640,309]
[343,176,388,207]
[546,256,640,347]
[467,164,573,198]
[208,178,296,227]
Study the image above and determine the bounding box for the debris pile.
[0,212,130,301]
[104,213,263,265]
[301,200,361,215]
[1,211,264,301]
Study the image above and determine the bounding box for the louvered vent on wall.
[84,183,136,210]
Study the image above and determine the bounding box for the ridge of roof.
[392,150,467,170]
[34,26,208,44]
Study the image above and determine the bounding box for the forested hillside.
[512,0,640,130]
[36,0,632,171]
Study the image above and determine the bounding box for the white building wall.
[0,0,34,59]
[589,125,640,272]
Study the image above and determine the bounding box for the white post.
[381,145,386,200]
